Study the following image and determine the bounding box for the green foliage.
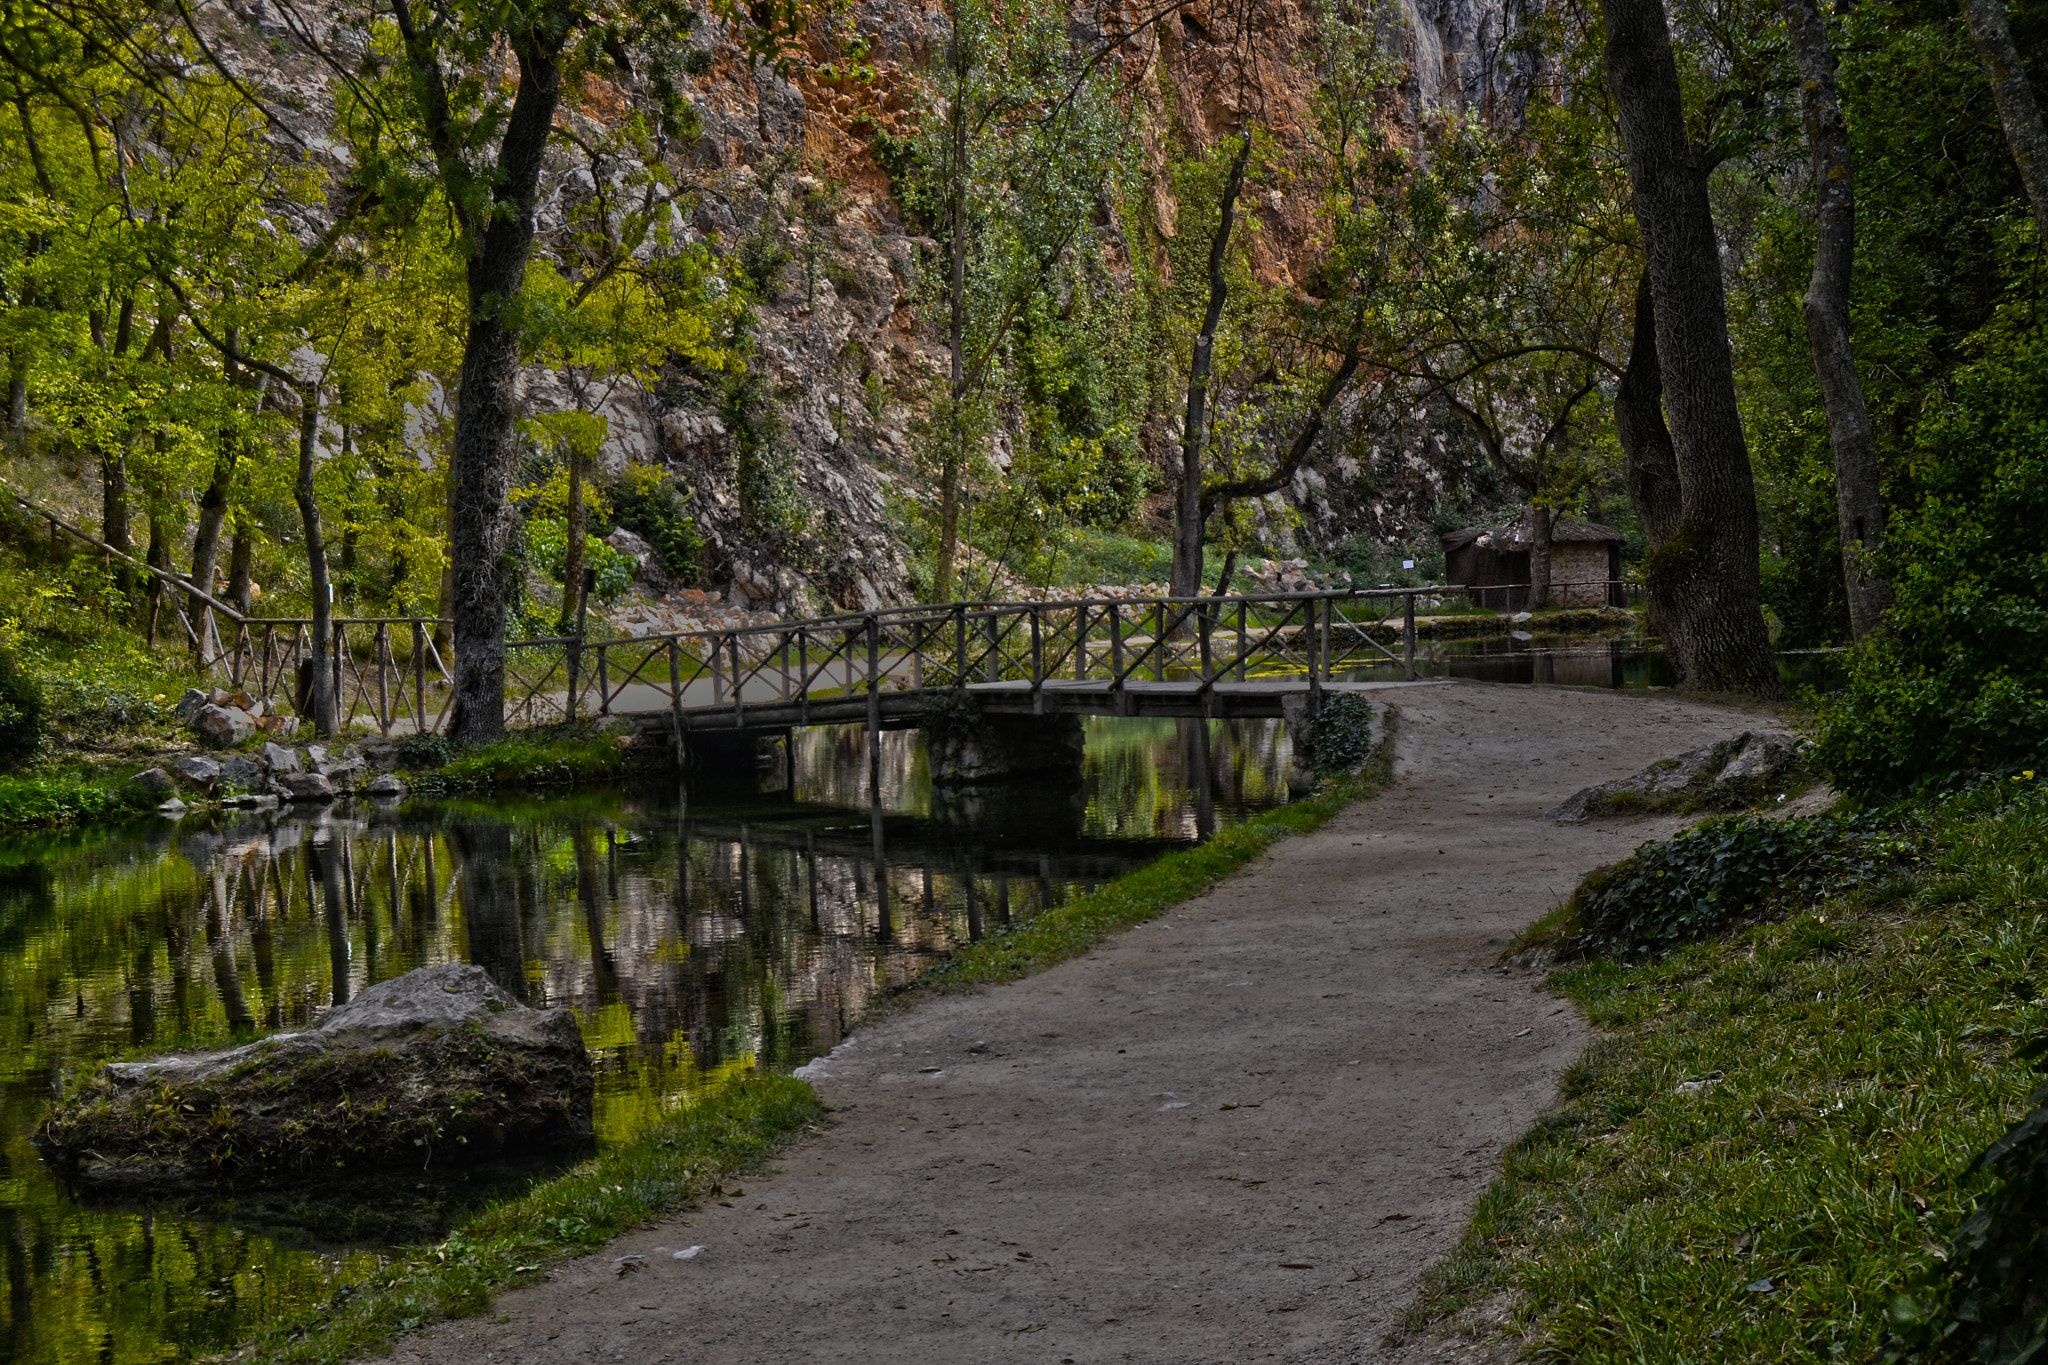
[1565,813,1917,958]
[524,518,635,606]
[605,466,704,583]
[1309,693,1375,774]
[0,650,45,770]
[423,732,628,791]
[1410,787,2048,1364]
[394,732,454,770]
[0,773,152,830]
[1814,337,2048,797]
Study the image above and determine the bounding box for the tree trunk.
[1527,502,1554,610]
[1614,268,1682,547]
[101,452,132,594]
[1784,0,1892,639]
[227,517,253,616]
[292,390,336,738]
[1601,0,1783,696]
[1963,0,2048,248]
[934,24,970,604]
[1174,132,1253,600]
[560,445,587,633]
[445,45,566,745]
[189,336,258,615]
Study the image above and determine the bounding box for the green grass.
[418,731,631,791]
[1408,782,2048,1362]
[0,770,155,828]
[228,1074,824,1365]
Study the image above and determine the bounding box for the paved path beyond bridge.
[381,681,1785,1365]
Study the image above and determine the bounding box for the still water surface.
[0,717,1293,1364]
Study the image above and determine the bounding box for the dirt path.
[384,682,1783,1365]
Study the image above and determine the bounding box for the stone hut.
[1440,517,1625,610]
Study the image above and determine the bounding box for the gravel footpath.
[382,681,1783,1365]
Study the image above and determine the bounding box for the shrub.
[1565,813,1914,958]
[1309,693,1375,774]
[607,466,705,583]
[395,731,454,770]
[0,650,45,768]
[523,518,635,605]
[1814,339,2048,797]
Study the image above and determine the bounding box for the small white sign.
[1402,559,1415,570]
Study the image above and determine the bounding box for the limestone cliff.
[210,0,1523,614]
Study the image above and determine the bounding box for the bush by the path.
[1814,340,2048,799]
[1414,783,2048,1361]
[1558,812,1917,958]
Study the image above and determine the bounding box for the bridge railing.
[6,483,1642,739]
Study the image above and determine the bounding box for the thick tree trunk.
[227,518,253,615]
[1601,0,1783,695]
[1174,132,1252,600]
[1527,502,1554,610]
[1614,268,1682,547]
[1784,0,1892,639]
[101,452,132,594]
[292,391,336,737]
[1963,0,2048,248]
[446,46,565,745]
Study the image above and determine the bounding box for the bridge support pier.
[929,713,1084,786]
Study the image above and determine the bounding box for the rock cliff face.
[213,0,1523,614]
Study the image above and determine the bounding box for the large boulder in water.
[35,964,592,1191]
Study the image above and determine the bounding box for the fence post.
[729,635,745,727]
[1030,605,1043,715]
[669,638,687,767]
[1403,591,1417,680]
[1236,599,1249,681]
[865,614,882,800]
[376,623,392,737]
[597,644,611,717]
[413,620,427,734]
[1074,604,1090,681]
[954,605,968,687]
[331,620,344,728]
[1306,599,1322,708]
[1319,595,1334,681]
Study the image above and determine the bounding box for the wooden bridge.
[7,486,1615,753]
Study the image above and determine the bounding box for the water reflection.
[0,715,1291,1364]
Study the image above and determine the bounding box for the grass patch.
[413,730,631,792]
[1408,781,2048,1362]
[900,712,1394,997]
[0,770,154,829]
[227,1073,823,1365]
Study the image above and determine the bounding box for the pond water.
[1338,631,1846,692]
[0,717,1293,1364]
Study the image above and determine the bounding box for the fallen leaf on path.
[614,1256,644,1277]
[1377,1213,1411,1224]
[673,1246,706,1260]
[1514,1028,1532,1038]
[1349,1271,1372,1282]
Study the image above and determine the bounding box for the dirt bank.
[380,681,1784,1365]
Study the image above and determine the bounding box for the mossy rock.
[35,964,592,1191]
